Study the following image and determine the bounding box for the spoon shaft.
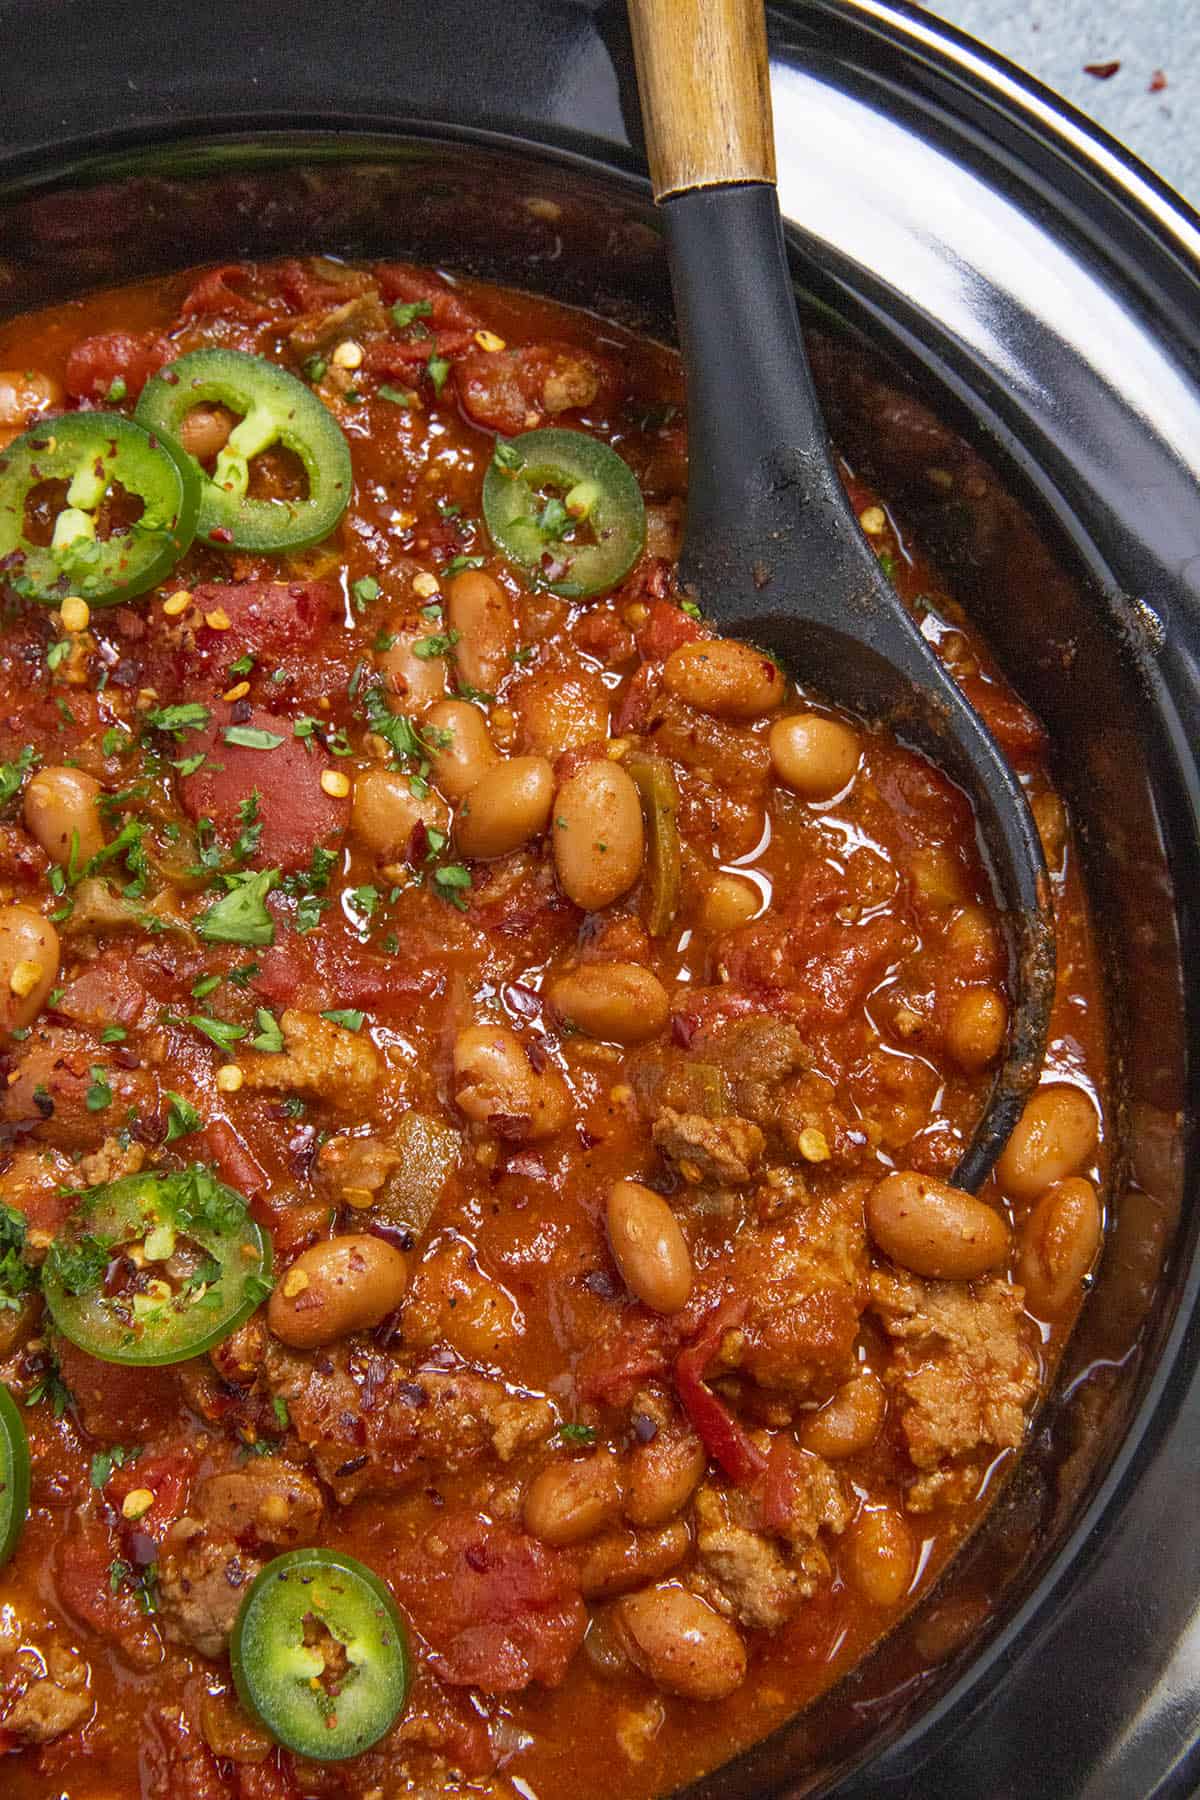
[628,0,776,197]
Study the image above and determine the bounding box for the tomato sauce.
[0,259,1108,1799]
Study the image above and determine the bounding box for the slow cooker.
[2,1,1198,1793]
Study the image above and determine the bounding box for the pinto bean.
[0,368,61,448]
[769,713,860,798]
[547,962,670,1044]
[614,1586,747,1701]
[266,1234,408,1349]
[24,767,105,867]
[523,1451,624,1546]
[606,1180,692,1314]
[946,986,1008,1070]
[801,1372,887,1460]
[663,637,784,720]
[446,569,515,696]
[699,873,761,931]
[178,403,236,463]
[351,767,449,863]
[452,1022,571,1139]
[996,1084,1100,1201]
[378,624,451,713]
[625,1428,706,1527]
[846,1507,914,1608]
[1017,1177,1102,1316]
[0,905,61,1038]
[579,1521,691,1598]
[454,756,554,860]
[425,699,500,801]
[867,1171,1009,1279]
[553,760,644,911]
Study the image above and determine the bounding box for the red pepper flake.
[208,526,235,544]
[1149,68,1168,93]
[1083,60,1121,80]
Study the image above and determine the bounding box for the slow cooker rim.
[0,3,1196,1789]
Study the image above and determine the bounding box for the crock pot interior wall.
[0,140,1191,1796]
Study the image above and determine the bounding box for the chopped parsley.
[0,1204,35,1312]
[90,1444,130,1489]
[145,702,211,736]
[426,353,450,396]
[223,724,284,751]
[249,1009,285,1054]
[432,864,472,910]
[85,1066,113,1112]
[680,598,702,620]
[100,1025,127,1044]
[377,385,416,407]
[351,576,381,611]
[391,298,432,331]
[555,1422,597,1445]
[493,439,524,474]
[321,1009,364,1032]
[228,652,256,679]
[46,638,71,672]
[164,1091,203,1142]
[188,1014,248,1052]
[45,1234,110,1297]
[0,746,38,809]
[196,866,281,948]
[412,630,459,660]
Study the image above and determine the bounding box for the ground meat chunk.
[196,1458,324,1550]
[652,1108,764,1186]
[238,1008,379,1108]
[264,1342,553,1505]
[0,1028,158,1150]
[696,1187,869,1396]
[692,1485,815,1630]
[870,1267,1040,1472]
[55,1337,184,1443]
[393,1513,586,1692]
[2,1645,91,1742]
[158,1522,261,1659]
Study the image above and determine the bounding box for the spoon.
[627,0,1054,1189]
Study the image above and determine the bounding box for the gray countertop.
[924,0,1197,205]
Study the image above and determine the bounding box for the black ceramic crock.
[2,2,1198,1795]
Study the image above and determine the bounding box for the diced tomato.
[55,950,150,1030]
[362,329,476,376]
[374,263,481,330]
[454,343,612,435]
[63,330,170,402]
[176,703,349,871]
[180,264,271,323]
[572,604,635,665]
[271,259,375,314]
[198,1117,268,1202]
[55,1519,160,1669]
[613,661,664,736]
[576,1306,675,1407]
[108,1444,195,1541]
[183,581,337,687]
[634,596,703,661]
[55,1338,185,1444]
[675,1300,768,1486]
[394,1514,586,1692]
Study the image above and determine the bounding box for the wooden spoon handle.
[628,0,776,200]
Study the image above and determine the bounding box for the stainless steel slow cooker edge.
[2,3,1198,1796]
